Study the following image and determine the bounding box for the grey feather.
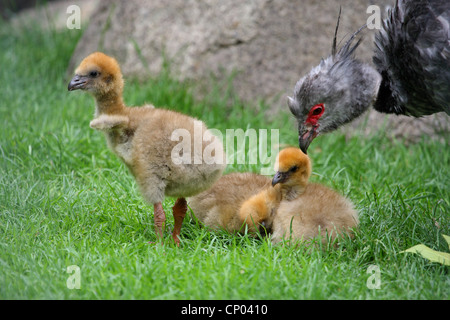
[373,0,450,116]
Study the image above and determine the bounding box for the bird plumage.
[187,172,272,233]
[289,1,450,153]
[189,147,358,246]
[373,0,450,116]
[288,17,381,153]
[271,182,358,245]
[238,147,311,233]
[240,147,358,245]
[68,52,226,244]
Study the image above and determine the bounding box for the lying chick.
[240,147,359,245]
[188,148,310,234]
[68,52,226,244]
[187,172,272,233]
[238,147,310,233]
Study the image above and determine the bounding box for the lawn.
[0,18,448,301]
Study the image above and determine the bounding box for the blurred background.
[1,0,448,300]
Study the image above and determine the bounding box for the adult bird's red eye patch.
[306,103,325,125]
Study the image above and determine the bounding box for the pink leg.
[153,202,166,241]
[172,198,187,245]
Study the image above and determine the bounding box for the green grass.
[0,19,449,300]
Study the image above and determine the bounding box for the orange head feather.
[272,147,311,191]
[68,52,124,97]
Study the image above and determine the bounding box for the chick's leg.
[153,202,166,240]
[172,198,187,245]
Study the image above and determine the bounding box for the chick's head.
[272,147,311,189]
[68,52,124,97]
[239,195,270,233]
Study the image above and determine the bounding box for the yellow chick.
[238,147,311,233]
[68,52,226,244]
[240,147,358,245]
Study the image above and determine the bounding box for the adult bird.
[288,0,450,153]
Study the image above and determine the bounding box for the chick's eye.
[289,165,299,173]
[89,71,100,77]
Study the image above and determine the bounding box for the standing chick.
[188,172,272,233]
[240,147,358,245]
[68,52,225,244]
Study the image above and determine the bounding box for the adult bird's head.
[68,52,124,99]
[288,12,381,153]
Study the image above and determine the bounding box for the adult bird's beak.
[298,123,318,154]
[272,171,288,186]
[68,75,88,91]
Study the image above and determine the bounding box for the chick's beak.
[272,171,288,187]
[68,75,88,91]
[298,123,318,154]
